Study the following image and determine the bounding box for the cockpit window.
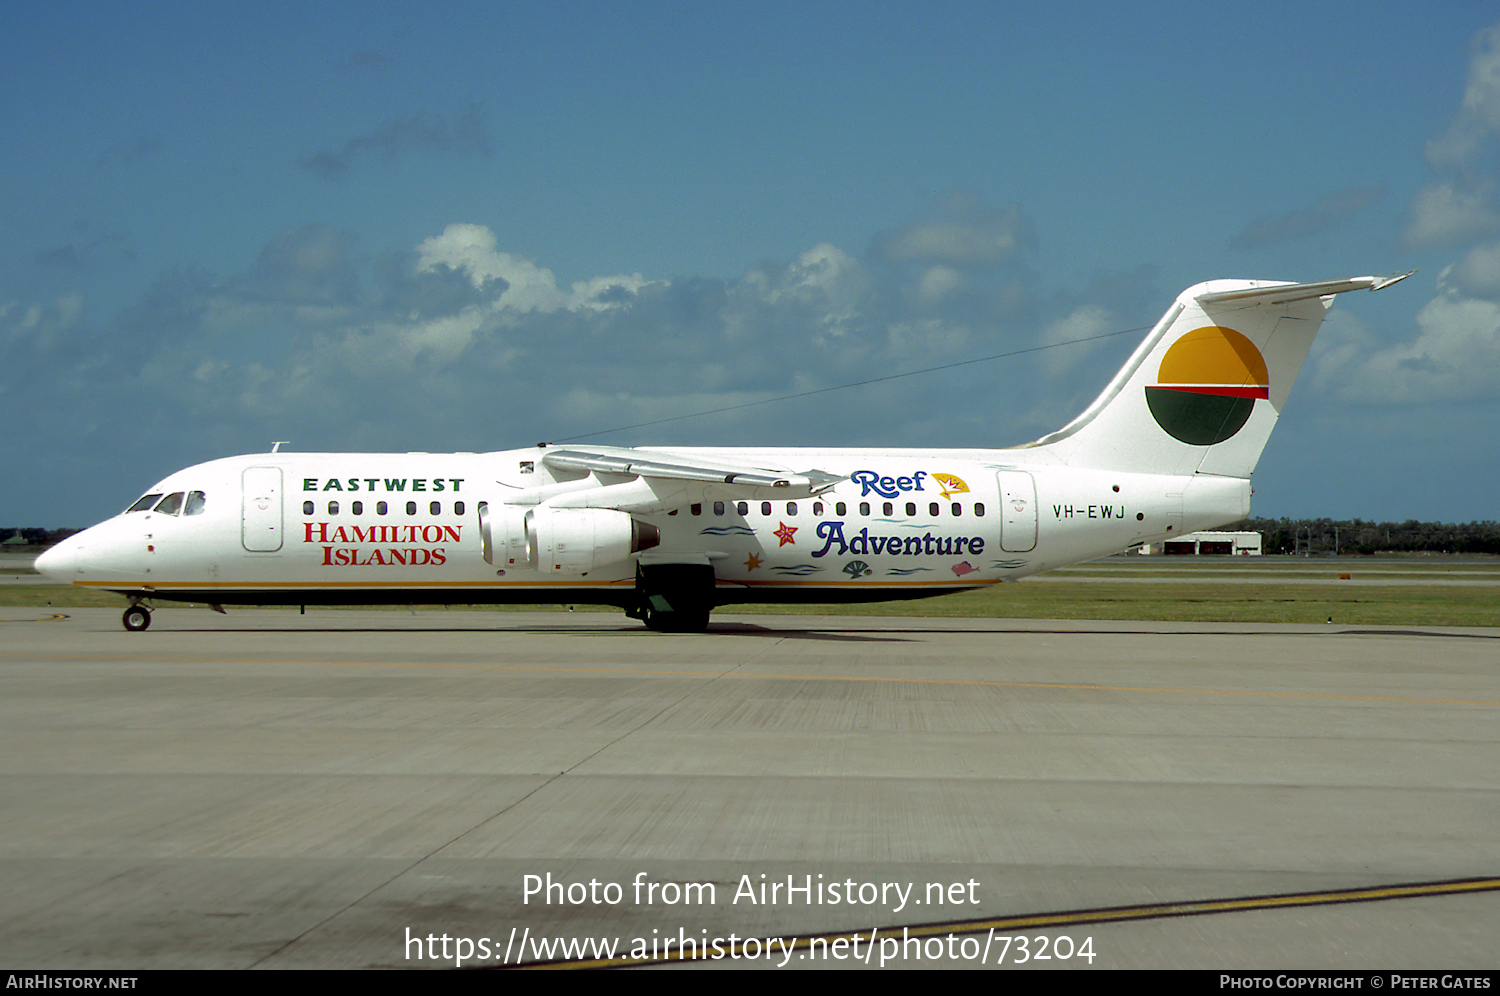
[184,491,207,516]
[153,492,185,515]
[127,493,163,513]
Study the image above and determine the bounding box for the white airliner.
[38,273,1411,632]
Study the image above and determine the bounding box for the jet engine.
[481,503,659,573]
[530,507,661,573]
[479,503,530,568]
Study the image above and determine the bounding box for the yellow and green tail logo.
[1145,326,1269,445]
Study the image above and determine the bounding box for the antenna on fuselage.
[271,441,290,453]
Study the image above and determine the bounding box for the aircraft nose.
[34,535,83,580]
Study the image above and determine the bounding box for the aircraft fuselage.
[39,274,1412,631]
[39,447,1245,610]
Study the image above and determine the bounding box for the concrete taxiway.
[1,607,1496,969]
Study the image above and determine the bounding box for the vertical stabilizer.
[1034,274,1411,478]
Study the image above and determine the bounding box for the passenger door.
[997,470,1037,553]
[241,467,283,552]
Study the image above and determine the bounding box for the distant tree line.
[2,527,83,547]
[1232,518,1500,555]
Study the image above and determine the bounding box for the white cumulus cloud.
[1316,280,1500,405]
[1403,22,1500,249]
[1036,304,1113,376]
[415,223,662,314]
[1403,180,1500,250]
[1425,23,1500,170]
[869,194,1035,266]
[1449,241,1500,299]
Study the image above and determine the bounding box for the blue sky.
[5,1,1500,526]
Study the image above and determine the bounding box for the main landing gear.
[122,602,152,632]
[630,563,715,633]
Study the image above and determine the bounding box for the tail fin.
[1034,273,1413,477]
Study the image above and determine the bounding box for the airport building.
[1136,530,1262,556]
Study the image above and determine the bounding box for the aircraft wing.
[540,445,844,495]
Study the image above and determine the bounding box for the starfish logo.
[773,522,797,547]
[744,552,762,571]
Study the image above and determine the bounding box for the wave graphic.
[699,525,756,536]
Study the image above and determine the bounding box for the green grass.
[1,587,141,608]
[1051,560,1500,576]
[7,578,1497,627]
[0,586,619,612]
[721,582,1500,627]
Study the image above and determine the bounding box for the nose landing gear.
[122,603,152,632]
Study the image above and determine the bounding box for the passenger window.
[905,502,916,516]
[930,502,940,516]
[328,501,339,515]
[835,502,846,516]
[127,494,163,512]
[377,501,388,516]
[454,501,465,515]
[883,502,893,516]
[406,501,417,515]
[303,501,315,515]
[184,492,207,516]
[737,502,748,516]
[691,504,702,516]
[951,503,961,517]
[787,502,798,516]
[761,501,772,516]
[812,502,823,516]
[352,501,363,515]
[713,501,725,516]
[153,492,185,515]
[859,502,870,516]
[430,501,441,515]
[974,503,985,517]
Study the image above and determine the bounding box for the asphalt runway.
[2,606,1496,970]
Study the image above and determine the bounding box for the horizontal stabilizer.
[1196,271,1414,306]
